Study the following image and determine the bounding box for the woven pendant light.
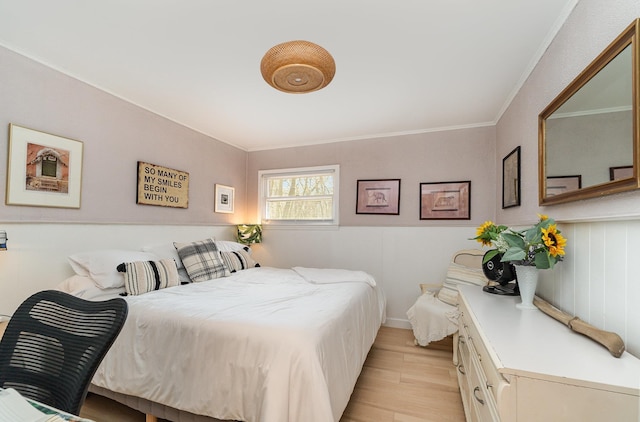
[260,40,336,94]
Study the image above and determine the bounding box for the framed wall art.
[420,181,471,220]
[215,184,235,213]
[546,175,582,196]
[356,179,401,215]
[502,146,520,209]
[137,161,189,208]
[6,124,84,208]
[609,165,633,181]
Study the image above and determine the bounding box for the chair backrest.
[0,290,128,415]
[451,249,484,270]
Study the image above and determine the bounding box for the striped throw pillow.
[220,247,260,273]
[117,258,180,296]
[437,262,487,305]
[174,238,229,282]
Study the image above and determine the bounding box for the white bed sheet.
[91,266,385,422]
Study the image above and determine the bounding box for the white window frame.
[258,165,340,226]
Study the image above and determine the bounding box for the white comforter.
[91,267,385,422]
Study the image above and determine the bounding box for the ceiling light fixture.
[260,40,336,94]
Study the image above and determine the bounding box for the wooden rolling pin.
[533,296,625,358]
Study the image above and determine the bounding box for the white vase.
[515,265,538,310]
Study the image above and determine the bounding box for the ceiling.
[0,1,578,151]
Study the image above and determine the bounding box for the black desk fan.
[481,250,519,296]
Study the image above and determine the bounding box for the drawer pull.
[473,386,485,405]
[457,364,466,375]
[486,381,492,390]
[459,337,466,344]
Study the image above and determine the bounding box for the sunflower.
[475,221,495,246]
[472,216,567,269]
[476,221,494,236]
[541,224,566,257]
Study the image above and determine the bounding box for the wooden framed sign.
[137,161,189,208]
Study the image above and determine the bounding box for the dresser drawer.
[458,314,500,421]
[456,284,640,422]
[459,301,506,406]
[457,332,476,422]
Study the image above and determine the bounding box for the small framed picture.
[420,181,471,220]
[356,179,401,215]
[546,175,582,196]
[214,184,234,213]
[502,146,520,209]
[6,124,84,208]
[609,165,633,181]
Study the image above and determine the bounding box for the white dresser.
[456,284,640,422]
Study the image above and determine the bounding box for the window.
[259,165,339,225]
[42,157,57,177]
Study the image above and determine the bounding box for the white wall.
[496,0,640,357]
[249,226,478,328]
[538,221,640,356]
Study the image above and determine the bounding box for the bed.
[57,241,386,422]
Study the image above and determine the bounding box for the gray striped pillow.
[174,238,229,282]
[118,258,179,296]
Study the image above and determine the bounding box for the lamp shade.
[260,40,335,94]
[237,224,262,245]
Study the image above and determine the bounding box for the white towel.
[406,292,460,346]
[292,267,377,287]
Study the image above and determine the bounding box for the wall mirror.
[539,19,639,205]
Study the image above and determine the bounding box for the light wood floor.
[80,326,465,422]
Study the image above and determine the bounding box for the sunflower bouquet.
[472,215,567,270]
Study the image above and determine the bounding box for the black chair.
[0,290,128,415]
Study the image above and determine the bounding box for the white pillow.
[55,275,125,301]
[68,249,159,289]
[142,240,238,269]
[141,242,184,269]
[215,240,251,253]
[56,274,97,294]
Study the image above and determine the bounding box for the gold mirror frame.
[539,19,640,206]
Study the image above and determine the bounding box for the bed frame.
[90,385,231,422]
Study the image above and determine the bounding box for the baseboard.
[382,317,412,330]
